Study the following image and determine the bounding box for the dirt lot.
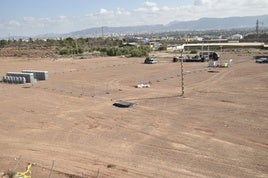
[0,51,267,178]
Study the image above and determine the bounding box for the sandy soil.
[0,51,267,178]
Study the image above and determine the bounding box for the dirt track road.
[0,53,267,178]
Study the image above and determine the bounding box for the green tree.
[28,38,33,43]
[59,47,70,55]
[0,40,8,48]
[107,47,118,56]
[158,45,167,51]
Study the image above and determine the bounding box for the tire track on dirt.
[184,58,249,91]
[187,68,233,93]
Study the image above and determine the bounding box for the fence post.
[12,155,22,171]
[48,160,55,178]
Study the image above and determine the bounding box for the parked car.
[173,57,179,62]
[183,55,205,62]
[173,56,184,62]
[144,57,158,64]
[200,51,220,61]
[256,58,268,63]
[209,52,220,61]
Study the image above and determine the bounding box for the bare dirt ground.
[0,50,267,178]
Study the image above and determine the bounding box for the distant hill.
[67,24,165,37]
[8,14,261,39]
[166,15,268,30]
[64,15,268,38]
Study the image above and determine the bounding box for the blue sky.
[0,0,267,37]
[1,0,192,19]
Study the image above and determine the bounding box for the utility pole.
[180,49,184,96]
[76,39,78,54]
[201,42,204,58]
[101,26,104,38]
[261,21,264,34]
[256,19,259,35]
[220,45,223,66]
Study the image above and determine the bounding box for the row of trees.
[89,45,151,57]
[0,37,151,57]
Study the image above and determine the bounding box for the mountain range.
[22,14,268,39]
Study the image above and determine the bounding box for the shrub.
[59,47,70,55]
[158,45,167,51]
[190,49,198,54]
[0,40,8,48]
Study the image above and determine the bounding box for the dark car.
[173,57,179,62]
[209,52,220,61]
[144,57,158,64]
[200,51,220,61]
[183,55,204,62]
[256,58,268,63]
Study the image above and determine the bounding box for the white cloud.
[99,8,108,14]
[134,8,147,12]
[23,17,35,22]
[194,0,216,6]
[151,6,159,11]
[59,16,67,19]
[162,6,171,11]
[8,20,21,27]
[116,8,123,15]
[144,1,157,7]
[1,0,268,37]
[194,0,268,8]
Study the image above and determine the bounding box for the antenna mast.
[256,19,259,35]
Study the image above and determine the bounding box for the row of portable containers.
[3,76,26,84]
[22,70,48,81]
[2,70,48,84]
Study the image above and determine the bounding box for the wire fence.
[33,82,115,98]
[19,65,214,99]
